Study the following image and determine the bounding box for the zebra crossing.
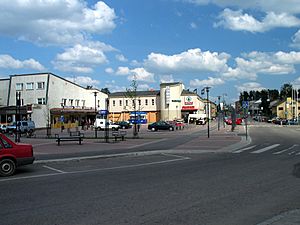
[232,144,300,156]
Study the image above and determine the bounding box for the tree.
[280,83,292,100]
[100,88,110,95]
[125,77,139,138]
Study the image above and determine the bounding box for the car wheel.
[122,126,126,129]
[0,159,16,177]
[151,127,156,131]
[169,127,174,131]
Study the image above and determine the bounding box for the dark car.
[115,121,132,129]
[148,121,174,131]
[0,133,35,176]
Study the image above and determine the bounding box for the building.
[108,90,160,123]
[109,82,215,123]
[0,73,108,128]
[271,97,300,120]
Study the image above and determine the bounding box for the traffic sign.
[242,101,249,109]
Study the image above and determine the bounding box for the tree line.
[239,83,300,116]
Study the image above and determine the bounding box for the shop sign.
[182,106,195,110]
[172,100,181,102]
[184,96,193,105]
[165,86,170,105]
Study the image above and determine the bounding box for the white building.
[0,73,108,128]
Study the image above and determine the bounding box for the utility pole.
[93,91,98,138]
[201,87,211,138]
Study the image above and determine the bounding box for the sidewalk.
[12,122,249,161]
[257,209,300,225]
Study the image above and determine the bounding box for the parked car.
[0,124,7,133]
[0,133,35,176]
[148,121,174,131]
[6,121,35,134]
[94,118,119,130]
[196,118,206,125]
[224,117,242,125]
[274,118,288,125]
[115,121,132,129]
[287,119,299,125]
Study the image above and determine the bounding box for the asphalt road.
[0,125,299,225]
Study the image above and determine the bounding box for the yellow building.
[273,98,300,119]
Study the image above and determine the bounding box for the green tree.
[280,83,292,100]
[100,87,110,95]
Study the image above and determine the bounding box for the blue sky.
[1,0,300,103]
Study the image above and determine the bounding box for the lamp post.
[93,91,98,138]
[201,87,211,138]
[217,95,221,131]
[105,98,109,143]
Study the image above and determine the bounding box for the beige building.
[108,90,160,123]
[109,82,215,123]
[273,97,300,119]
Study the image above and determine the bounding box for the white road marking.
[161,153,190,160]
[273,144,299,155]
[43,165,65,173]
[0,157,189,183]
[232,145,257,153]
[251,144,280,154]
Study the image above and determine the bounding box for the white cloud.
[115,54,128,62]
[116,66,131,75]
[128,68,155,83]
[222,51,300,81]
[53,41,114,73]
[145,48,230,73]
[105,67,114,74]
[160,75,175,83]
[138,84,151,91]
[235,82,265,93]
[190,77,225,87]
[190,22,198,29]
[0,54,45,71]
[215,9,300,33]
[293,77,300,89]
[65,76,100,88]
[0,0,117,46]
[185,0,300,14]
[291,30,300,49]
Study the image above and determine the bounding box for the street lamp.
[201,87,211,138]
[93,91,98,138]
[217,95,221,131]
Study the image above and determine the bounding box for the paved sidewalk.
[9,122,249,161]
[257,209,300,225]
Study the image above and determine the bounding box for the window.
[145,99,148,106]
[37,98,46,105]
[125,100,128,106]
[62,99,67,106]
[119,100,122,106]
[16,83,23,91]
[138,99,141,105]
[152,99,155,105]
[76,100,80,107]
[37,82,45,89]
[82,100,85,107]
[0,137,12,148]
[279,107,284,110]
[26,82,34,90]
[113,100,116,107]
[69,99,73,106]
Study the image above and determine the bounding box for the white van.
[94,119,119,130]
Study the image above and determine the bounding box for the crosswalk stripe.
[251,144,280,154]
[273,144,299,155]
[233,145,257,153]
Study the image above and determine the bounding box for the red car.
[225,117,243,125]
[0,133,34,176]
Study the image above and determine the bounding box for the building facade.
[0,73,108,128]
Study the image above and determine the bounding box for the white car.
[94,119,119,131]
[0,124,7,133]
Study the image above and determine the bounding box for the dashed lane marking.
[273,144,299,155]
[43,165,65,173]
[251,144,280,154]
[232,145,257,153]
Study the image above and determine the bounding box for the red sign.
[182,106,195,110]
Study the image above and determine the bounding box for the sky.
[1,0,300,103]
